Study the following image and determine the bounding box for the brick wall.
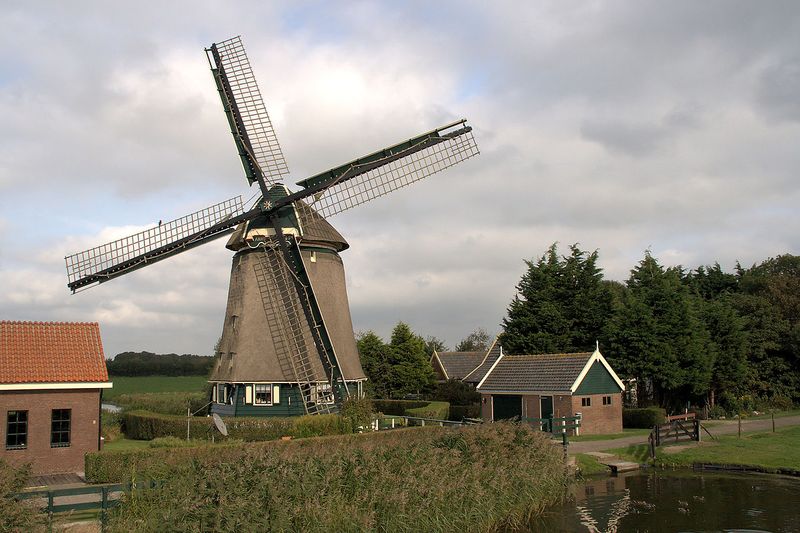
[0,389,101,474]
[571,392,622,435]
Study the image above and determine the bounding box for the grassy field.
[104,375,207,400]
[103,438,152,452]
[609,425,800,471]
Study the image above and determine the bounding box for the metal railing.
[374,415,480,430]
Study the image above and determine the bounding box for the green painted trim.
[574,361,624,395]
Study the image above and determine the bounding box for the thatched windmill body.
[65,36,479,416]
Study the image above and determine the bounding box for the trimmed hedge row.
[91,423,571,532]
[123,410,351,442]
[623,407,667,428]
[449,404,481,421]
[406,401,449,420]
[113,392,207,416]
[370,400,450,420]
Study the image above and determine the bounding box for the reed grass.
[103,423,570,532]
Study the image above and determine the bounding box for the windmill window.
[254,384,273,406]
[231,315,238,332]
[51,409,71,448]
[6,411,28,450]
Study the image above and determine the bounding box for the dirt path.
[569,414,800,454]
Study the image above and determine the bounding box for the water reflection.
[531,470,800,532]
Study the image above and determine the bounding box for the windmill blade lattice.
[297,121,478,221]
[210,36,290,186]
[65,196,245,290]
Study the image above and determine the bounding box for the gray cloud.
[1,1,799,353]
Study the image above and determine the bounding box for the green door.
[540,396,554,431]
[493,395,522,420]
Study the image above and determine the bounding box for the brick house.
[476,346,624,435]
[0,321,112,474]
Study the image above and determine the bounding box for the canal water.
[531,469,800,532]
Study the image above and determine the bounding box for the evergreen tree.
[388,322,435,397]
[501,243,614,354]
[356,331,391,398]
[607,252,713,409]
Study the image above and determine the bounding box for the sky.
[1,1,799,357]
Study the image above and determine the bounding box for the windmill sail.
[295,120,478,220]
[208,36,290,187]
[65,196,246,291]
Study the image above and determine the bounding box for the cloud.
[1,1,799,353]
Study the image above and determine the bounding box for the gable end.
[573,360,623,395]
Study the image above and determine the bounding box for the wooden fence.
[523,415,582,444]
[16,480,159,530]
[648,414,701,459]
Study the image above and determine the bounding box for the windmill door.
[492,395,522,421]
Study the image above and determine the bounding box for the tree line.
[106,351,214,376]
[500,243,799,414]
[357,323,493,398]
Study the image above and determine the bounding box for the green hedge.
[370,400,428,415]
[448,404,480,421]
[113,392,207,416]
[123,410,351,442]
[623,407,667,428]
[91,423,571,532]
[406,401,449,420]
[371,400,450,420]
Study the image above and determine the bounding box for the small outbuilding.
[0,321,112,474]
[476,346,624,435]
[430,351,485,382]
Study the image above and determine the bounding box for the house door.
[493,395,522,421]
[540,396,554,431]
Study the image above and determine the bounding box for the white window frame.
[253,384,273,406]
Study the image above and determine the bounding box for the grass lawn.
[608,425,800,471]
[569,428,651,442]
[104,375,207,400]
[574,453,608,476]
[103,438,152,452]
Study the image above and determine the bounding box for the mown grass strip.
[608,425,800,471]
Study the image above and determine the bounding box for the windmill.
[65,36,479,416]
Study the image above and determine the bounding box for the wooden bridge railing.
[648,417,701,459]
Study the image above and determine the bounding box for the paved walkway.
[569,414,800,454]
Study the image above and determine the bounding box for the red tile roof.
[0,321,109,384]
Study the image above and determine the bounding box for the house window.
[51,409,71,448]
[602,396,612,406]
[311,383,335,405]
[254,384,272,405]
[6,411,28,450]
[581,397,591,407]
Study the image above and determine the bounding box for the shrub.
[371,399,450,420]
[370,399,427,415]
[432,379,481,406]
[113,392,208,415]
[407,401,449,420]
[96,423,571,532]
[449,404,481,421]
[0,460,47,531]
[339,396,374,431]
[622,407,666,428]
[122,410,353,442]
[707,405,727,419]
